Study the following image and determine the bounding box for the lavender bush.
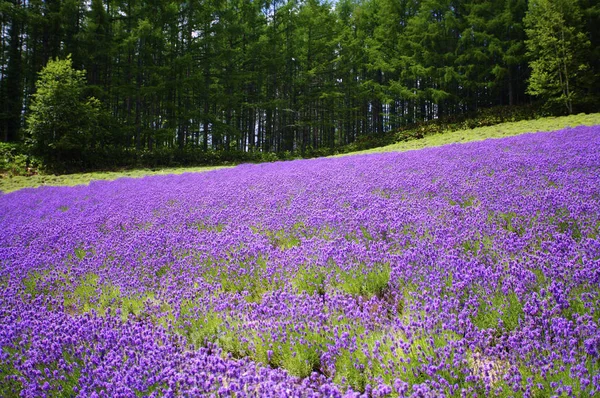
[1,126,599,397]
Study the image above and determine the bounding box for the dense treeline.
[1,0,599,170]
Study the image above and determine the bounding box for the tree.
[401,0,464,120]
[458,0,528,108]
[26,55,104,170]
[0,0,25,142]
[524,0,593,114]
[2,0,598,169]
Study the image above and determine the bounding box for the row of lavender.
[1,126,599,397]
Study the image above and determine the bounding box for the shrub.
[25,56,109,172]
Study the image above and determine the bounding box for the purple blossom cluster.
[1,126,600,397]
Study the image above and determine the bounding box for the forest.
[1,0,599,171]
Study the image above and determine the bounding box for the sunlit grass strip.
[348,112,600,155]
[0,165,230,193]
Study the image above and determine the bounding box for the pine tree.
[524,0,593,114]
[0,0,25,142]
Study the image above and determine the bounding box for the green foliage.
[64,273,124,316]
[202,255,275,303]
[0,143,32,175]
[515,358,599,398]
[0,347,83,398]
[280,340,323,378]
[551,208,583,242]
[449,195,477,208]
[473,291,524,332]
[0,0,25,143]
[0,350,25,397]
[22,271,43,298]
[69,273,100,311]
[0,165,229,193]
[74,247,87,259]
[248,327,329,379]
[178,303,223,349]
[335,104,543,155]
[218,325,253,359]
[2,113,600,194]
[461,235,494,257]
[25,56,108,172]
[524,0,595,114]
[332,331,393,391]
[1,0,599,169]
[338,263,391,298]
[497,211,524,236]
[267,229,302,250]
[564,285,600,322]
[58,272,169,322]
[292,267,327,296]
[192,222,224,233]
[352,112,600,155]
[333,331,463,393]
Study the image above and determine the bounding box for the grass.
[292,267,328,296]
[338,263,391,298]
[343,113,600,155]
[472,291,524,332]
[1,114,599,194]
[179,305,223,348]
[0,165,230,193]
[332,330,463,392]
[292,261,391,298]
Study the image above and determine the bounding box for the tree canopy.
[26,56,106,170]
[525,0,595,114]
[1,0,599,170]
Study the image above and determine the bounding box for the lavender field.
[1,126,600,397]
